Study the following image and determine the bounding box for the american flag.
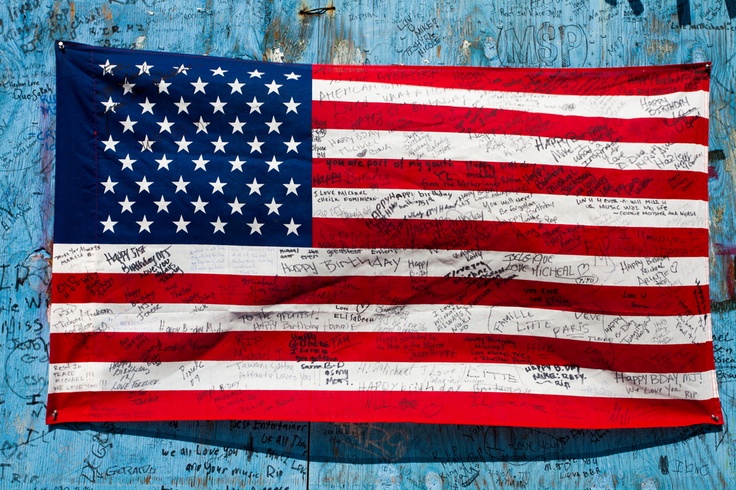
[49,41,721,428]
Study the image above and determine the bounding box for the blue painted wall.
[1,0,735,488]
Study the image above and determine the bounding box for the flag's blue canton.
[92,51,312,247]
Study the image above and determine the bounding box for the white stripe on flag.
[317,129,707,172]
[51,244,708,286]
[48,360,717,400]
[49,302,713,345]
[312,188,707,228]
[312,79,709,120]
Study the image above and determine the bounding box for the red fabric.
[48,390,723,428]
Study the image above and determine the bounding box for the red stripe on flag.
[312,159,708,200]
[313,101,708,145]
[47,390,723,427]
[52,273,709,316]
[312,218,708,257]
[50,331,716,373]
[312,64,711,95]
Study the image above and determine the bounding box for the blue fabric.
[55,41,312,247]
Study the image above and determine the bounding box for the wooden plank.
[0,0,734,488]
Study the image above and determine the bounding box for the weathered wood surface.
[1,0,735,488]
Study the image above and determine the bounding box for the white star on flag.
[120,116,137,132]
[266,156,283,172]
[212,136,228,153]
[119,154,136,171]
[211,217,227,234]
[136,61,153,75]
[247,97,263,114]
[173,176,190,193]
[154,196,171,213]
[157,79,171,93]
[229,156,246,172]
[102,136,119,152]
[210,97,227,114]
[228,79,245,94]
[100,215,117,232]
[175,136,192,152]
[191,77,208,94]
[118,196,135,213]
[139,97,156,114]
[284,218,301,236]
[194,116,210,133]
[192,155,210,171]
[136,215,153,233]
[265,198,282,215]
[173,215,190,232]
[101,177,117,193]
[99,59,117,75]
[210,177,227,194]
[136,176,153,193]
[175,97,191,113]
[101,97,118,113]
[229,117,246,133]
[283,97,300,113]
[265,80,282,94]
[157,117,174,133]
[138,135,155,152]
[265,117,282,133]
[191,196,208,213]
[284,178,300,195]
[122,77,135,94]
[247,217,264,235]
[284,136,300,153]
[228,197,245,214]
[248,136,264,153]
[247,178,263,195]
[155,155,172,170]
